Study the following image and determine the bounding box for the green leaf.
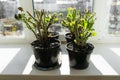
[84,21,87,29]
[59,13,63,16]
[70,21,75,27]
[92,32,97,36]
[54,18,58,22]
[80,34,83,37]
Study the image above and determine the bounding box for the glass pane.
[33,0,94,33]
[0,0,23,37]
[109,0,120,34]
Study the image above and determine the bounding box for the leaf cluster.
[61,7,96,47]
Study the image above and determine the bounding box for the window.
[0,0,23,37]
[0,0,34,43]
[91,0,120,43]
[1,0,119,43]
[109,0,120,34]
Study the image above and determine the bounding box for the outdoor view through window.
[0,0,23,37]
[33,0,93,33]
[109,0,120,34]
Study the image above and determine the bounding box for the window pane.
[0,0,23,37]
[109,0,120,34]
[33,0,94,33]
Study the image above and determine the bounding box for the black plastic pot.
[65,33,74,43]
[31,39,61,70]
[66,42,94,69]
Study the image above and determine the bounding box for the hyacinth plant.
[15,7,58,47]
[61,7,96,47]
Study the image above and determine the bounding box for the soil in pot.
[65,33,75,43]
[31,39,61,71]
[49,32,59,40]
[66,42,94,69]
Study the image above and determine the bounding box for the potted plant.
[62,7,96,69]
[15,7,61,70]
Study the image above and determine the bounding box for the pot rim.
[31,39,61,50]
[49,32,59,37]
[66,42,94,53]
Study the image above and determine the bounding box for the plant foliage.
[15,7,58,47]
[61,7,96,47]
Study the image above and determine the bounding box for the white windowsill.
[0,43,120,76]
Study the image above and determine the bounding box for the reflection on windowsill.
[91,55,118,75]
[0,48,21,73]
[110,48,120,56]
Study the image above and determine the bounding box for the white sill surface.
[0,43,120,75]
